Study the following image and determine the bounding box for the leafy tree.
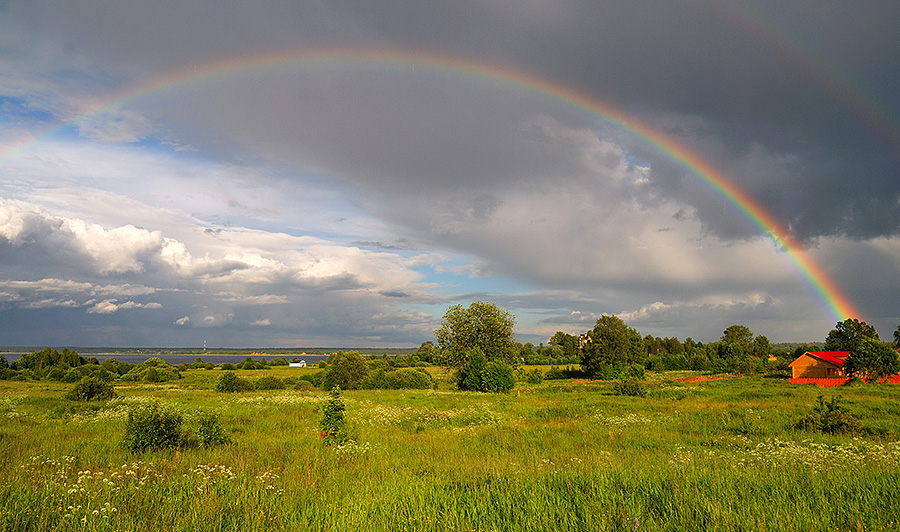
[752,335,771,356]
[722,325,754,352]
[14,347,84,373]
[434,301,517,369]
[416,341,439,363]
[845,337,900,380]
[322,351,370,390]
[824,318,880,352]
[580,315,644,379]
[894,320,900,348]
[548,331,580,359]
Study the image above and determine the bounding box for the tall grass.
[1,370,899,531]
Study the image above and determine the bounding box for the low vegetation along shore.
[2,363,900,531]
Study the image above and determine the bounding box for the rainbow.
[0,47,861,322]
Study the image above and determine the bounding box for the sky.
[0,0,898,348]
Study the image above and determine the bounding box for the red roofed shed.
[788,351,849,379]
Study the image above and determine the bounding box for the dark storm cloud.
[6,0,898,241]
[2,0,898,345]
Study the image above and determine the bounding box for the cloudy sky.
[1,0,898,348]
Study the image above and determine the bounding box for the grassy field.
[2,368,900,531]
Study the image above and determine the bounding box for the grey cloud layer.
[1,0,898,345]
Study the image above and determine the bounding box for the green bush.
[215,371,255,392]
[621,364,645,380]
[482,361,515,393]
[613,377,647,397]
[46,367,66,381]
[456,349,487,391]
[122,402,184,452]
[119,360,181,383]
[220,363,237,370]
[195,411,230,448]
[795,395,862,435]
[65,376,117,401]
[255,375,285,390]
[319,387,347,445]
[525,368,543,384]
[295,380,316,392]
[382,368,434,389]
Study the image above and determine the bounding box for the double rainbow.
[0,47,861,322]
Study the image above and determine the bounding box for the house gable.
[789,351,849,379]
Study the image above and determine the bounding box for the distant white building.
[289,360,307,368]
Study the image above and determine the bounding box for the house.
[288,360,307,368]
[788,351,849,379]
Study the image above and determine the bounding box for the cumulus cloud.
[86,299,161,314]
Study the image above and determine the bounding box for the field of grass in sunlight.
[2,368,900,531]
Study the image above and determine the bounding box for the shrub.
[382,368,434,389]
[195,411,230,448]
[456,349,487,391]
[65,376,117,401]
[319,387,347,445]
[220,363,237,370]
[795,395,862,435]
[545,366,568,380]
[295,380,316,392]
[215,371,255,392]
[122,402,184,452]
[46,368,66,381]
[614,377,647,397]
[622,364,645,380]
[525,368,543,384]
[119,361,181,383]
[481,361,515,393]
[255,375,285,390]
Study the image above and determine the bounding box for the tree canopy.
[823,318,880,352]
[893,320,900,348]
[845,337,900,380]
[581,315,645,379]
[434,301,517,368]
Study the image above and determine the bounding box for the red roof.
[804,351,849,366]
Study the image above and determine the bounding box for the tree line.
[420,302,900,387]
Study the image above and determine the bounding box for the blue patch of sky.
[415,258,536,296]
[0,96,58,124]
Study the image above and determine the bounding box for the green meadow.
[2,368,900,531]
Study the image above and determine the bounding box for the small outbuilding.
[288,360,307,368]
[788,351,849,379]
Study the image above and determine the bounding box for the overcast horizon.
[1,1,898,348]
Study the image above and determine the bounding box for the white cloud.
[87,299,120,314]
[250,319,271,326]
[174,316,190,326]
[85,299,161,313]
